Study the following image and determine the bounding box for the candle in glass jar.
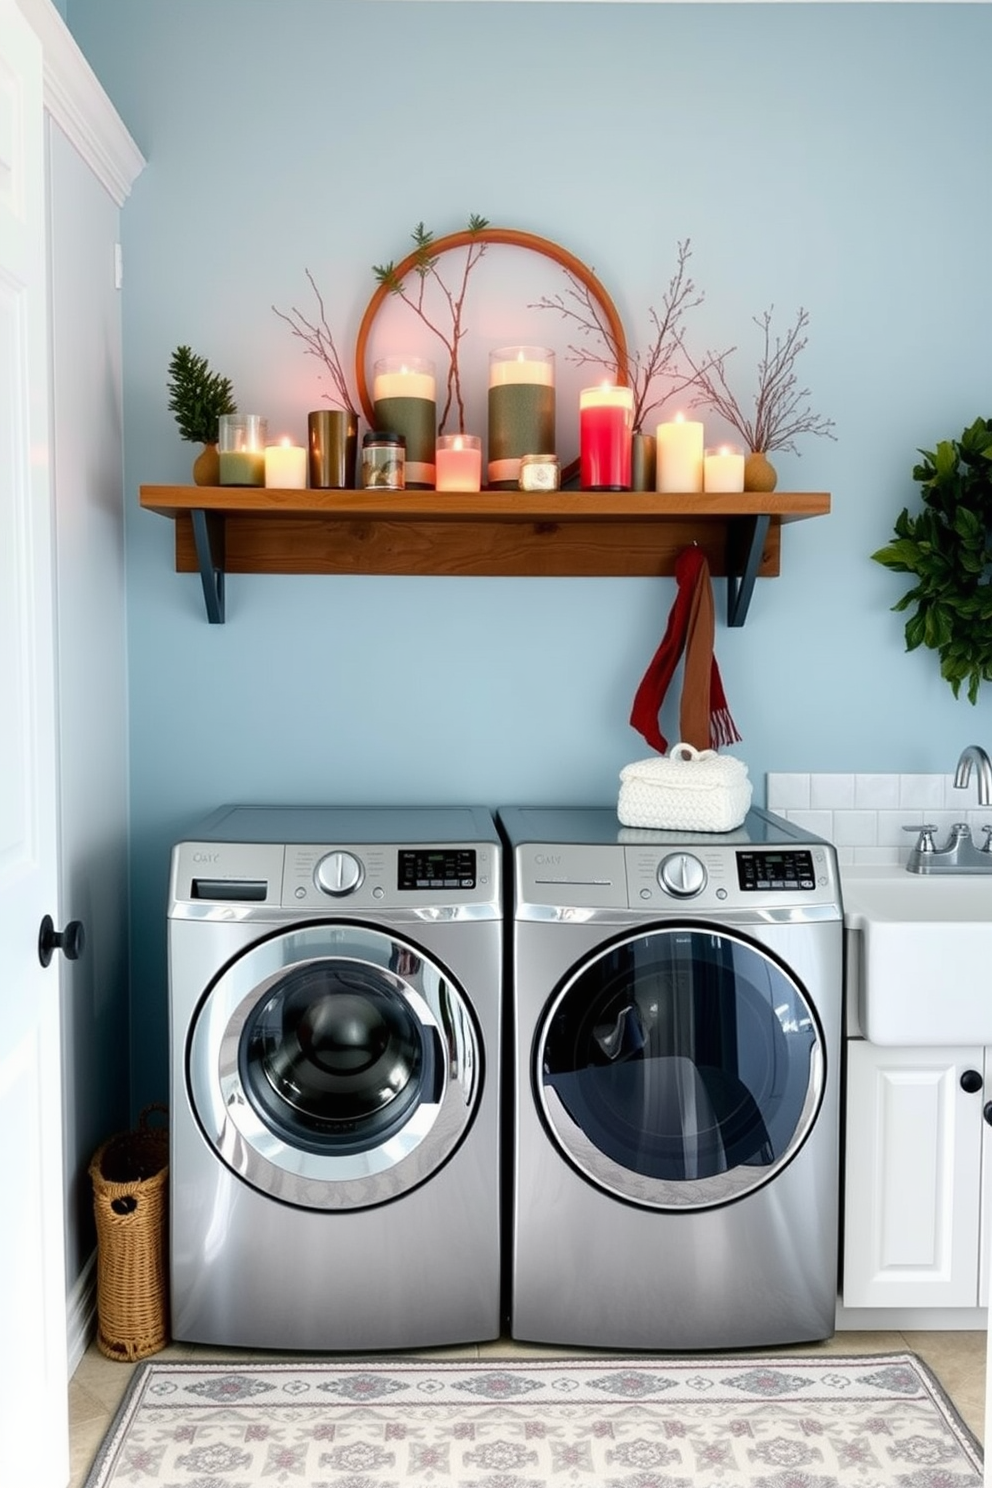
[488,345,555,488]
[264,437,307,489]
[435,433,482,492]
[655,413,704,493]
[373,357,436,487]
[703,444,745,493]
[218,413,267,486]
[579,384,634,490]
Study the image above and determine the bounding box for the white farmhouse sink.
[843,866,992,1045]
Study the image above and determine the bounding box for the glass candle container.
[518,454,560,492]
[372,357,436,488]
[435,434,482,492]
[655,413,704,494]
[361,430,406,490]
[703,444,746,493]
[264,437,307,489]
[218,414,267,486]
[579,384,634,491]
[488,346,555,489]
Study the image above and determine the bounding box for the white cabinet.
[843,1040,992,1309]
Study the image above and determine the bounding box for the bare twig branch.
[684,306,836,454]
[272,269,358,415]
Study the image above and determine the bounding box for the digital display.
[736,849,816,892]
[398,848,477,890]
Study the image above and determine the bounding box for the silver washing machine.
[499,805,843,1351]
[168,804,501,1351]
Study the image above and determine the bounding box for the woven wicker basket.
[89,1103,169,1361]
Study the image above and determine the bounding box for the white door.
[0,3,69,1484]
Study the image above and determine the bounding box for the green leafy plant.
[167,345,236,445]
[872,416,992,702]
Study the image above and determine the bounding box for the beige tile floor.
[69,1326,986,1487]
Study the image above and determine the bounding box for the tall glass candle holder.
[372,357,436,488]
[435,434,482,492]
[218,414,267,486]
[655,413,704,494]
[488,346,555,489]
[308,409,358,489]
[579,384,634,491]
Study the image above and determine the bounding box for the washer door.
[189,923,480,1209]
[537,924,824,1210]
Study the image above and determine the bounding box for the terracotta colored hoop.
[354,227,630,440]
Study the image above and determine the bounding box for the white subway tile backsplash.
[765,770,963,863]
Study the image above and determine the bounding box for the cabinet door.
[843,1040,984,1309]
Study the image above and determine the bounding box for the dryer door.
[188,922,480,1209]
[537,923,824,1210]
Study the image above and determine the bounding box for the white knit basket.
[617,742,752,832]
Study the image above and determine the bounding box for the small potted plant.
[167,345,237,485]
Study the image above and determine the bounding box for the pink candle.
[435,434,482,492]
[579,385,634,490]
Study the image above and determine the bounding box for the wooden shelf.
[139,484,831,626]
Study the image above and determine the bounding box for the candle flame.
[674,413,685,425]
[454,436,464,451]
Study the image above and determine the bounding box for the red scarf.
[629,546,741,754]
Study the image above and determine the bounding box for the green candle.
[373,359,436,487]
[218,449,265,486]
[488,347,555,489]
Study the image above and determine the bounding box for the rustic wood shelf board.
[140,485,830,625]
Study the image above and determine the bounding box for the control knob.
[658,852,707,898]
[315,850,363,896]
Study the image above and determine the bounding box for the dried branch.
[373,215,489,433]
[530,239,725,432]
[684,306,836,455]
[272,269,358,415]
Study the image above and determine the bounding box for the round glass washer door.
[537,924,825,1211]
[188,922,481,1210]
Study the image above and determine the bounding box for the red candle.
[580,385,634,490]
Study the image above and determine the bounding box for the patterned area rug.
[83,1351,982,1487]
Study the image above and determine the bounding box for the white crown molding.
[15,0,145,206]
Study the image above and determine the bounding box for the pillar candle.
[655,413,705,493]
[264,438,308,489]
[580,384,634,490]
[488,346,555,488]
[435,433,482,492]
[703,445,745,493]
[373,357,436,487]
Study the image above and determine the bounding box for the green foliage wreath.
[872,417,992,703]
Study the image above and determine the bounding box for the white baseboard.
[67,1249,97,1375]
[836,1299,987,1332]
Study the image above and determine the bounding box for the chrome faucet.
[954,744,992,806]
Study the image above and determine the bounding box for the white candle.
[656,413,705,493]
[488,353,555,388]
[703,445,745,493]
[372,364,436,401]
[435,434,482,492]
[264,438,307,489]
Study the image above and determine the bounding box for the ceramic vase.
[192,442,220,486]
[744,451,778,492]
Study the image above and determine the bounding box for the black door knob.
[38,915,85,968]
[984,1102,992,1126]
[960,1068,984,1094]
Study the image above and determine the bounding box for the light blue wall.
[66,0,992,1106]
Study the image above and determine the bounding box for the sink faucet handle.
[903,824,938,853]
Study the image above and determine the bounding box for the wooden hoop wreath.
[354,227,630,482]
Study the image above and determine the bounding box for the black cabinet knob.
[38,915,85,968]
[960,1068,984,1094]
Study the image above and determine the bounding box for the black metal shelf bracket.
[726,512,771,627]
[190,509,225,624]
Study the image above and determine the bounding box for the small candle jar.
[372,357,436,487]
[361,430,406,490]
[518,453,560,492]
[218,414,267,486]
[703,444,746,493]
[655,414,704,494]
[435,433,482,492]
